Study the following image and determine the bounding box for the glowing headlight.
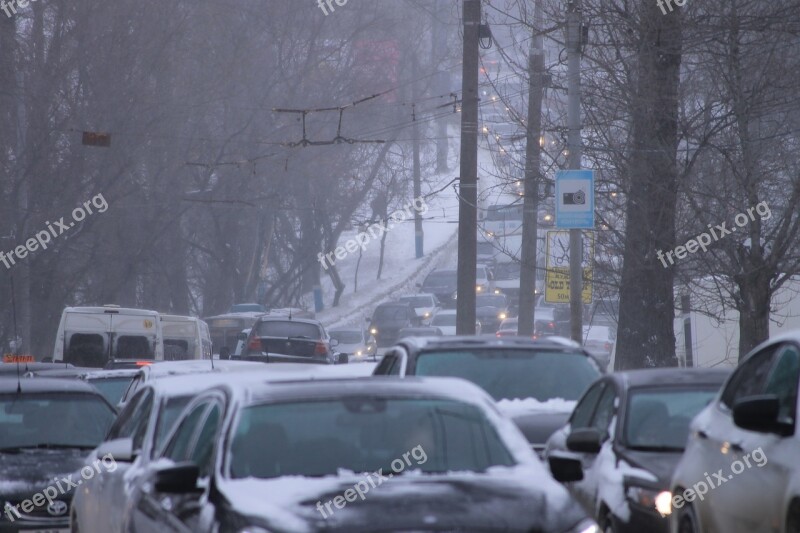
[626,486,672,516]
[498,312,507,320]
[423,312,431,318]
[476,285,483,292]
[356,350,362,356]
[370,328,378,335]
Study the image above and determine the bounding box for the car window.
[570,381,605,429]
[190,404,222,477]
[591,385,616,439]
[254,321,320,339]
[720,344,782,409]
[108,388,153,451]
[153,395,194,455]
[763,344,800,426]
[162,402,211,461]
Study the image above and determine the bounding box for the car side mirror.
[330,338,339,347]
[153,462,202,493]
[548,451,584,482]
[96,437,136,463]
[733,395,784,434]
[566,428,602,454]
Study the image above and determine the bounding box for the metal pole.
[517,0,544,336]
[567,0,584,342]
[412,57,424,259]
[456,0,480,334]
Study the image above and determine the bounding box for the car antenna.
[16,359,21,393]
[289,308,293,320]
[210,350,215,370]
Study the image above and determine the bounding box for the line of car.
[3,324,796,532]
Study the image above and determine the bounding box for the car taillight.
[315,342,328,355]
[248,336,261,351]
[546,321,555,330]
[604,342,613,351]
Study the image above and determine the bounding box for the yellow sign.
[545,231,594,304]
[3,354,35,363]
[143,319,153,329]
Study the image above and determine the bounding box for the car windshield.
[0,392,116,449]
[424,272,456,285]
[431,314,456,326]
[476,295,506,308]
[399,296,433,308]
[230,304,266,313]
[494,262,521,279]
[414,350,600,401]
[624,388,719,451]
[228,398,515,479]
[330,330,362,344]
[86,376,135,406]
[254,321,321,339]
[373,306,409,321]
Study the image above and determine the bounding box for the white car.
[429,310,482,335]
[398,293,441,325]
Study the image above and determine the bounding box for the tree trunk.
[615,3,682,369]
[737,275,771,362]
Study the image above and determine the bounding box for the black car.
[367,301,421,347]
[127,377,599,533]
[372,336,602,456]
[0,377,117,533]
[242,316,342,364]
[475,293,511,333]
[544,367,730,533]
[419,269,458,308]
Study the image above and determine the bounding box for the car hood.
[509,411,572,447]
[0,448,87,499]
[615,447,682,487]
[218,468,588,533]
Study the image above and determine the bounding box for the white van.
[53,305,164,367]
[160,315,212,360]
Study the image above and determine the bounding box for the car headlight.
[567,518,600,533]
[626,486,672,516]
[423,311,431,318]
[370,328,378,335]
[476,285,483,292]
[356,350,362,356]
[498,312,507,320]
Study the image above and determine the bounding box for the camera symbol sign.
[555,170,594,229]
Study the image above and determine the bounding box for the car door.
[131,393,225,533]
[572,382,618,513]
[548,380,606,511]
[708,343,800,533]
[80,387,154,533]
[690,342,784,532]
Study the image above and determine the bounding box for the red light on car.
[135,361,153,366]
[314,342,328,355]
[248,336,261,351]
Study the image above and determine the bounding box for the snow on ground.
[316,127,515,330]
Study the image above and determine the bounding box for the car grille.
[3,498,70,522]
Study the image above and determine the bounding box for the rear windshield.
[254,321,321,339]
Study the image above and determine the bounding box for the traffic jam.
[2,0,799,532]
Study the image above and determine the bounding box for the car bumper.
[0,516,69,533]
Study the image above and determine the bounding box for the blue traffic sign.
[555,170,594,229]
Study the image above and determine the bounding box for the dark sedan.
[544,367,730,533]
[372,336,602,456]
[367,301,420,347]
[242,317,341,364]
[0,377,117,533]
[127,377,599,533]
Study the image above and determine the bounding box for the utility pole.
[566,0,584,342]
[456,0,480,335]
[412,56,423,259]
[517,0,545,336]
[432,0,450,173]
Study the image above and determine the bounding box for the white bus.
[53,305,164,367]
[160,315,213,360]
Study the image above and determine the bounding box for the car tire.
[786,499,800,533]
[601,511,616,533]
[676,502,700,533]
